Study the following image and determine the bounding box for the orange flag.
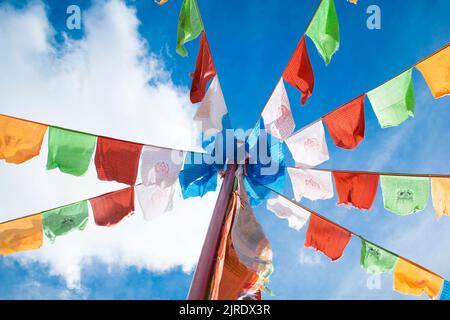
[0,115,47,164]
[416,46,450,99]
[393,258,443,299]
[0,214,43,256]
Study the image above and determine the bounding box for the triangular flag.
[306,0,340,65]
[282,36,314,105]
[0,115,47,164]
[190,31,216,103]
[42,201,89,242]
[0,214,43,256]
[140,146,184,188]
[431,178,450,219]
[46,127,97,176]
[95,137,143,185]
[266,195,310,231]
[285,120,329,167]
[287,168,334,201]
[322,94,366,150]
[416,46,450,99]
[176,0,204,57]
[194,75,228,134]
[89,187,135,227]
[367,69,415,128]
[136,184,175,221]
[360,239,397,274]
[332,171,379,210]
[262,78,295,141]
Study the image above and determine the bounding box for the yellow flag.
[0,115,48,164]
[156,0,169,5]
[0,214,43,256]
[393,258,443,299]
[416,46,450,99]
[431,178,450,219]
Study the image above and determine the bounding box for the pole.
[187,163,237,300]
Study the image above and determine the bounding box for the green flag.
[360,239,397,274]
[367,69,415,128]
[47,127,97,176]
[306,0,340,65]
[176,0,204,57]
[380,176,429,215]
[42,201,89,242]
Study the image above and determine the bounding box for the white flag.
[287,168,334,201]
[136,184,176,221]
[285,120,329,167]
[195,75,228,134]
[266,195,310,231]
[262,78,295,141]
[140,146,184,188]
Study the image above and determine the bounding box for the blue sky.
[0,0,449,299]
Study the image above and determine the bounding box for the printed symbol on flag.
[368,247,381,259]
[155,161,170,177]
[397,189,414,202]
[305,178,321,190]
[272,104,295,139]
[62,217,75,226]
[304,138,319,150]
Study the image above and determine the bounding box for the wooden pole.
[187,163,237,300]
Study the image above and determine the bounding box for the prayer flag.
[190,31,216,103]
[194,76,228,134]
[393,258,443,300]
[322,95,366,150]
[431,178,450,219]
[282,36,314,105]
[46,127,97,176]
[304,214,351,261]
[140,146,184,188]
[89,187,135,226]
[266,195,310,231]
[285,120,329,167]
[287,168,334,201]
[262,78,295,141]
[156,0,169,5]
[136,184,175,221]
[306,0,340,65]
[380,176,429,215]
[95,137,143,185]
[0,214,43,256]
[176,0,204,57]
[440,280,450,300]
[332,171,379,210]
[367,69,415,128]
[360,239,397,274]
[0,115,47,164]
[42,201,89,242]
[416,46,450,99]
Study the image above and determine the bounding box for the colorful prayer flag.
[136,184,175,221]
[360,239,397,274]
[440,280,450,300]
[380,176,429,215]
[393,257,443,300]
[262,78,295,141]
[287,168,334,201]
[367,69,415,128]
[95,137,143,186]
[190,32,216,103]
[156,0,169,5]
[304,214,351,261]
[46,127,97,176]
[0,214,43,256]
[306,0,340,65]
[266,195,310,231]
[140,146,184,188]
[176,0,204,57]
[322,94,366,150]
[282,36,314,105]
[431,178,450,219]
[332,171,379,210]
[0,115,47,164]
[42,201,89,242]
[89,187,135,227]
[285,120,329,167]
[416,46,450,99]
[194,75,228,134]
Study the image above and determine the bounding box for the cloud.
[0,0,216,291]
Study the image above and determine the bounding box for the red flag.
[282,36,314,105]
[322,95,366,150]
[332,171,379,210]
[305,214,351,261]
[95,137,143,185]
[90,187,135,226]
[190,31,217,103]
